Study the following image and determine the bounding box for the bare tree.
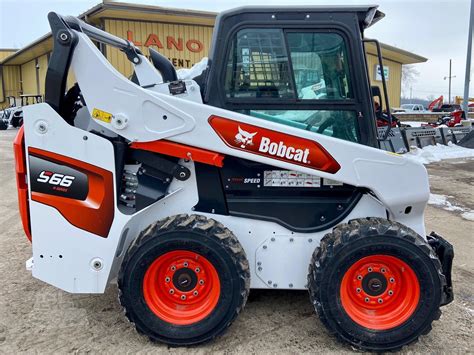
[402,64,420,91]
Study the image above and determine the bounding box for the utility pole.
[462,0,473,113]
[444,59,456,103]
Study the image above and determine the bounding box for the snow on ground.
[428,194,465,212]
[401,121,427,127]
[428,193,474,222]
[405,142,474,164]
[461,212,474,222]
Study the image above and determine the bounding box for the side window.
[286,32,353,100]
[225,29,360,143]
[225,29,294,99]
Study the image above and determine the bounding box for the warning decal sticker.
[263,170,321,188]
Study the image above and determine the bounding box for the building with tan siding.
[0,1,426,109]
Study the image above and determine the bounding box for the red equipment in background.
[428,96,444,111]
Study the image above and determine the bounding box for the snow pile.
[428,194,464,212]
[177,57,208,80]
[428,193,474,222]
[405,142,474,164]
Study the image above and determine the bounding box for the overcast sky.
[0,0,472,100]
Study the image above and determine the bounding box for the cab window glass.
[246,110,360,143]
[286,32,352,100]
[225,28,294,99]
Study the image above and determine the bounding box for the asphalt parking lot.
[0,128,472,353]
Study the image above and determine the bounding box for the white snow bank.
[428,193,474,222]
[405,142,474,164]
[177,57,208,80]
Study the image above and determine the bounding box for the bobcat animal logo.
[235,126,257,149]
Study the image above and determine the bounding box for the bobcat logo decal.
[235,126,257,149]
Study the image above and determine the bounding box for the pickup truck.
[392,104,425,113]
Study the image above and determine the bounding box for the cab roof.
[217,5,385,30]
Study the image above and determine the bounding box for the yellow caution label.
[386,151,402,157]
[92,108,113,123]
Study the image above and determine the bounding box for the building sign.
[375,65,389,81]
[126,30,204,68]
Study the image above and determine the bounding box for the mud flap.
[427,231,454,306]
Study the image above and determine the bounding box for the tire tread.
[307,217,446,352]
[118,214,250,346]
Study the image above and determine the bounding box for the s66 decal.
[29,156,88,200]
[208,116,341,173]
[37,171,75,187]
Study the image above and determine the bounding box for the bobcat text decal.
[209,116,340,173]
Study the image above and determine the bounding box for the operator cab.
[200,6,388,148]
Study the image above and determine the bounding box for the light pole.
[462,0,473,113]
[444,59,456,104]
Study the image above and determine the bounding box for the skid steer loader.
[13,6,454,351]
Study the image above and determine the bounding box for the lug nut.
[381,268,386,273]
[390,277,395,283]
[388,290,394,296]
[181,295,186,300]
[364,297,370,303]
[183,262,189,267]
[356,288,361,293]
[357,275,363,280]
[378,298,383,304]
[171,266,176,271]
[165,277,170,282]
[193,291,198,296]
[368,267,373,272]
[169,289,174,294]
[199,279,205,285]
[195,267,200,273]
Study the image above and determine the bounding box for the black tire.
[308,217,446,352]
[118,214,250,346]
[0,120,7,130]
[11,115,22,128]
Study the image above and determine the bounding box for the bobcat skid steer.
[14,6,453,351]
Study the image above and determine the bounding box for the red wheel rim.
[143,250,221,325]
[340,255,420,330]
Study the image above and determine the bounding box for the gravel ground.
[0,129,472,353]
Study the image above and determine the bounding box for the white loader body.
[20,29,430,293]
